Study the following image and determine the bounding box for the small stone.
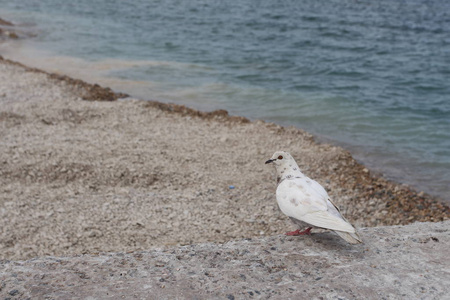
[9,32,19,39]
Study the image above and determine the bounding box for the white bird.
[266,151,362,244]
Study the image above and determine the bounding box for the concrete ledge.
[1,221,449,299]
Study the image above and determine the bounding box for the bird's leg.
[285,227,312,236]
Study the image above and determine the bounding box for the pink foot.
[285,227,312,236]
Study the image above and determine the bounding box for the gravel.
[0,56,448,260]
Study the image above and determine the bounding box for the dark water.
[1,0,449,200]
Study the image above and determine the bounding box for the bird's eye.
[278,155,283,160]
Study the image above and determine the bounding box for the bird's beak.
[265,159,274,164]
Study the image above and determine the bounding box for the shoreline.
[1,55,448,260]
[3,45,448,202]
[2,54,446,200]
[1,17,448,200]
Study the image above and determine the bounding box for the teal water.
[1,0,449,200]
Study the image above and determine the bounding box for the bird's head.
[265,151,295,168]
[266,151,302,182]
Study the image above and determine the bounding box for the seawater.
[1,0,449,201]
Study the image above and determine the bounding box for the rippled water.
[1,0,449,200]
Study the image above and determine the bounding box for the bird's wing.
[276,178,328,217]
[276,178,355,233]
[326,197,350,221]
[304,178,356,231]
[300,210,356,233]
[306,178,330,200]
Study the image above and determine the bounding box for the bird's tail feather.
[334,230,363,244]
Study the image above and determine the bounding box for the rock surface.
[1,221,449,299]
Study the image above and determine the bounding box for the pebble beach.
[1,55,448,261]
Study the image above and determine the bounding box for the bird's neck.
[277,162,303,184]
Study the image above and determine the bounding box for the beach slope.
[0,57,448,261]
